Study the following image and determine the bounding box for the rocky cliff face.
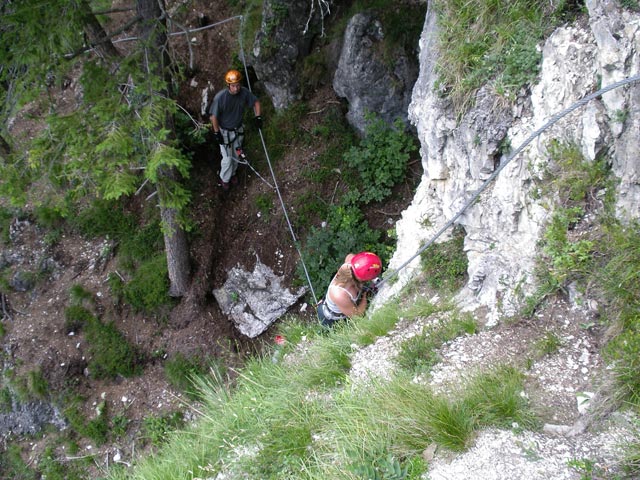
[380,0,640,324]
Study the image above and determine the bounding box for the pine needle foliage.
[0,0,196,240]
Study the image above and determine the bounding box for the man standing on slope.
[209,69,262,191]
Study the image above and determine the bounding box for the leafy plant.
[299,204,386,294]
[540,206,594,286]
[351,454,408,480]
[343,115,417,205]
[141,411,184,447]
[567,458,606,480]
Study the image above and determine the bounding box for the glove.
[254,115,263,129]
[214,131,224,145]
[362,277,381,296]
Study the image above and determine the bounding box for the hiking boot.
[217,179,229,191]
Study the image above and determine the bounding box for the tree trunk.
[79,0,121,60]
[136,0,191,297]
[159,167,191,297]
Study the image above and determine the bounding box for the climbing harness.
[376,73,640,290]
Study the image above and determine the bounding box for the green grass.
[433,0,577,113]
[84,316,141,380]
[164,353,225,400]
[534,330,563,357]
[122,254,175,313]
[396,311,477,375]
[420,227,469,292]
[104,299,536,480]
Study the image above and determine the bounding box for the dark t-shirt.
[208,86,258,130]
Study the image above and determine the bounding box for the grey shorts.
[317,300,345,327]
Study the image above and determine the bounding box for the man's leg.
[219,131,234,184]
[229,135,243,180]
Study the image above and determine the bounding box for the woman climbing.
[317,251,383,327]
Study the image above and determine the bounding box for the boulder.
[251,0,324,110]
[213,257,306,338]
[333,12,418,136]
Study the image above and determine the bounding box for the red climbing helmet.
[351,252,382,281]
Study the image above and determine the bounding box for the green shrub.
[64,400,109,446]
[343,115,417,205]
[299,205,386,293]
[69,198,136,239]
[419,227,468,292]
[64,305,94,333]
[84,317,141,379]
[123,254,174,313]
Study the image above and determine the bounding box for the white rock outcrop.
[379,0,640,325]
